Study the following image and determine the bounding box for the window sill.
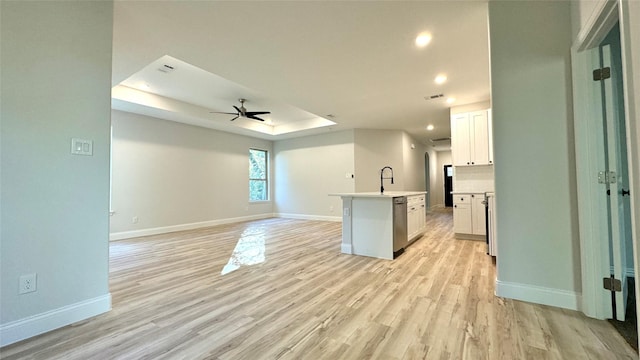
[249,200,271,204]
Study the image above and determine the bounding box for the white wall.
[433,150,452,207]
[489,1,582,309]
[425,147,439,209]
[354,129,405,192]
[571,0,606,41]
[110,110,274,237]
[402,132,428,192]
[0,1,113,345]
[273,129,429,218]
[273,130,354,219]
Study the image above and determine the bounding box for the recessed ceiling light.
[435,74,447,84]
[446,97,456,104]
[415,32,432,47]
[426,124,435,131]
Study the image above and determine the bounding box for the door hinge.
[593,67,611,81]
[598,171,617,184]
[603,276,622,292]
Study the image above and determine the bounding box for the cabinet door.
[470,111,489,165]
[451,113,471,166]
[453,202,472,234]
[471,194,486,235]
[407,205,415,240]
[453,195,472,234]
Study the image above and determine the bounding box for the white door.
[598,28,633,321]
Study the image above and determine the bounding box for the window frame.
[248,148,269,202]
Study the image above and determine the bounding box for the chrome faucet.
[380,166,394,194]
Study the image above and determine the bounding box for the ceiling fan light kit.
[210,98,270,122]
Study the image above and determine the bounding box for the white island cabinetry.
[407,194,426,241]
[330,191,427,260]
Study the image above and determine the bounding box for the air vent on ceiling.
[157,64,175,73]
[430,137,451,143]
[425,94,445,100]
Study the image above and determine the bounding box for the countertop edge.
[329,191,427,198]
[450,191,492,195]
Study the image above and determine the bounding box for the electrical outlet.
[132,216,139,224]
[329,205,334,212]
[19,273,37,294]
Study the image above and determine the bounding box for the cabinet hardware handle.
[622,189,631,196]
[471,162,475,164]
[467,162,470,165]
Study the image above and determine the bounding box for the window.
[249,149,268,201]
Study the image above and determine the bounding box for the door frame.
[572,0,640,323]
[425,152,431,208]
[444,165,453,207]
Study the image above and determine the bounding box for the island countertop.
[329,191,427,198]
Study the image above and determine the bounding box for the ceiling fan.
[210,98,270,122]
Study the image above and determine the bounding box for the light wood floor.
[1,209,637,359]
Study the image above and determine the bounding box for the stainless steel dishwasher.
[393,196,407,258]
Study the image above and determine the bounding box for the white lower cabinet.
[453,195,472,234]
[453,193,486,237]
[407,194,426,241]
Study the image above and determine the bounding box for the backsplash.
[453,165,495,192]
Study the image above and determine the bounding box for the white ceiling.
[112,1,490,147]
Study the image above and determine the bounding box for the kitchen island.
[329,191,427,260]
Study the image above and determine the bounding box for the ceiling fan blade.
[246,111,271,116]
[247,115,266,122]
[233,105,243,114]
[229,115,240,121]
[209,111,238,115]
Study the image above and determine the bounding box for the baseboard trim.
[341,243,353,254]
[495,280,580,311]
[0,293,111,347]
[276,213,342,222]
[109,213,275,241]
[454,233,486,241]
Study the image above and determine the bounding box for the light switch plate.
[71,138,93,156]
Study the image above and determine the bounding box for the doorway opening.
[444,165,453,207]
[598,21,636,350]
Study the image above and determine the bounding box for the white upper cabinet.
[451,109,492,166]
[451,113,471,166]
